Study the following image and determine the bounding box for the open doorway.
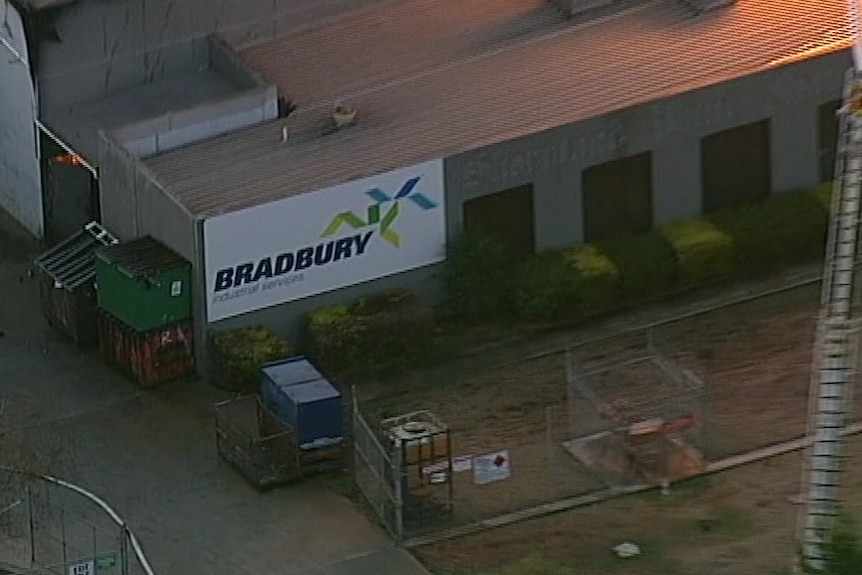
[41,134,99,245]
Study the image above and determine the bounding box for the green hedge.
[598,230,678,299]
[324,183,833,378]
[659,219,734,286]
[307,289,441,375]
[708,187,830,275]
[211,325,293,392]
[443,231,517,320]
[514,245,620,320]
[504,184,830,323]
[305,303,365,372]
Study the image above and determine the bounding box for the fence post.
[392,445,404,542]
[27,485,35,566]
[119,525,128,575]
[545,405,554,487]
[61,508,67,565]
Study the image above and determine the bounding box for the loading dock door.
[701,119,771,213]
[463,184,535,258]
[818,100,841,183]
[581,152,653,243]
[41,135,98,246]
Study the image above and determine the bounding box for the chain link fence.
[0,473,153,575]
[351,394,403,540]
[347,329,721,542]
[553,331,708,489]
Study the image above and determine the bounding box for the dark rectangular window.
[701,119,772,212]
[581,152,653,243]
[463,184,535,258]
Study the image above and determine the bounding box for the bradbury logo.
[211,176,439,299]
[320,176,439,247]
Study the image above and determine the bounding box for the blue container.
[260,356,344,450]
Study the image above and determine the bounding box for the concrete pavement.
[0,211,429,575]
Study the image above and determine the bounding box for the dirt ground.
[415,434,862,575]
[358,282,862,571]
[363,284,832,521]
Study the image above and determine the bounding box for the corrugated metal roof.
[237,0,570,107]
[34,223,118,290]
[97,236,189,283]
[143,0,850,219]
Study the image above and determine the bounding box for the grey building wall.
[445,50,849,249]
[98,131,195,260]
[114,85,277,157]
[0,0,42,238]
[98,71,278,374]
[98,73,278,256]
[208,35,268,90]
[35,0,385,114]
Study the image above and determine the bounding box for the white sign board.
[473,450,511,485]
[69,560,94,575]
[203,160,446,321]
[421,454,474,476]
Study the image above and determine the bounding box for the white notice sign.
[473,450,511,485]
[421,454,474,476]
[69,561,94,575]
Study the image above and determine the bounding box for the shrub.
[307,289,441,376]
[353,289,440,373]
[811,180,834,212]
[598,231,678,299]
[514,251,581,320]
[443,231,518,319]
[306,303,366,372]
[211,325,293,392]
[801,514,862,575]
[514,245,620,321]
[659,219,733,286]
[708,189,829,275]
[569,244,622,309]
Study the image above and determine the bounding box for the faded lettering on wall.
[458,97,733,194]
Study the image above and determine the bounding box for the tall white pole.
[849,0,862,71]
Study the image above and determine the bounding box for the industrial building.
[1,0,382,242]
[6,0,850,372]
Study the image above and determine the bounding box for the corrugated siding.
[144,0,849,218]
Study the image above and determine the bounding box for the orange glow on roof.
[765,37,853,69]
[51,154,86,167]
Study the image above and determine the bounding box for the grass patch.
[692,504,758,538]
